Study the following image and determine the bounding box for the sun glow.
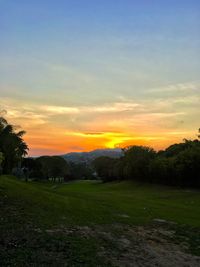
[1,86,199,156]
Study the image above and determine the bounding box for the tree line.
[1,116,200,188]
[93,131,200,188]
[0,116,94,181]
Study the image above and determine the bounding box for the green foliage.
[0,117,28,173]
[22,157,43,180]
[22,157,96,182]
[174,146,200,187]
[162,139,199,157]
[93,138,200,188]
[122,146,156,181]
[93,156,120,182]
[152,140,200,187]
[35,156,69,181]
[93,146,156,182]
[68,162,95,180]
[149,157,175,185]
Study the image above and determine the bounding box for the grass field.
[1,175,200,266]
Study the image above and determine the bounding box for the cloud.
[42,102,140,114]
[1,97,141,117]
[83,132,104,136]
[1,82,199,156]
[148,81,200,94]
[41,105,79,114]
[88,102,140,112]
[0,109,7,116]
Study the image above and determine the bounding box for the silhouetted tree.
[149,157,176,185]
[93,156,119,182]
[0,117,28,173]
[36,156,69,182]
[122,146,156,181]
[93,136,200,188]
[68,162,95,181]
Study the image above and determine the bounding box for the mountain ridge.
[61,148,123,163]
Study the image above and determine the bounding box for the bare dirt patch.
[44,223,200,267]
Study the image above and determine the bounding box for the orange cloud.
[1,94,198,156]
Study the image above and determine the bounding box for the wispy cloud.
[41,105,79,114]
[148,81,200,94]
[1,81,199,156]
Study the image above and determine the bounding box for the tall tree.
[36,156,69,182]
[122,146,156,181]
[0,117,28,173]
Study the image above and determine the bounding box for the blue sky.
[0,0,200,155]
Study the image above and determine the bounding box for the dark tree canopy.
[122,146,156,181]
[93,137,200,188]
[93,156,119,182]
[0,117,28,173]
[35,156,70,181]
[1,116,199,189]
[68,162,95,181]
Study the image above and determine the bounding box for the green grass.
[1,175,200,227]
[1,175,200,265]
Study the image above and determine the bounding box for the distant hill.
[61,148,123,163]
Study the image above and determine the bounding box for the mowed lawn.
[1,175,200,266]
[1,175,200,227]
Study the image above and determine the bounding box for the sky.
[0,0,200,156]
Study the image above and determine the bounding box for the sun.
[105,134,133,149]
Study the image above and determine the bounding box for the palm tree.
[0,117,29,173]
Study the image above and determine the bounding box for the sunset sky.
[0,0,200,156]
